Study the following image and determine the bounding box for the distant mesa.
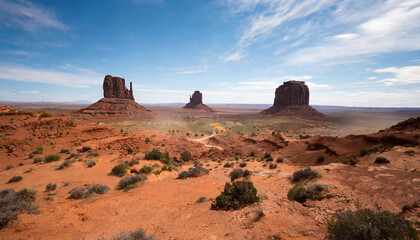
[183,90,214,111]
[78,75,152,120]
[261,81,324,119]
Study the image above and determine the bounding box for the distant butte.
[78,75,152,120]
[183,90,214,112]
[261,80,324,119]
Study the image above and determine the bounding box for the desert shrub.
[68,184,109,199]
[276,157,284,163]
[145,148,162,160]
[263,153,271,159]
[243,169,251,178]
[269,163,277,169]
[287,185,307,203]
[44,154,61,163]
[33,157,43,163]
[60,148,70,153]
[162,151,171,164]
[45,183,57,192]
[161,165,173,171]
[127,159,139,166]
[85,160,96,167]
[306,183,325,198]
[404,150,415,156]
[265,156,274,162]
[360,148,369,156]
[197,196,207,202]
[211,180,259,210]
[239,162,247,168]
[316,154,325,163]
[117,174,147,190]
[254,204,265,221]
[68,152,81,159]
[127,146,133,154]
[7,176,23,183]
[229,168,244,182]
[326,208,418,240]
[139,165,153,174]
[342,157,359,166]
[32,146,43,155]
[178,166,209,179]
[111,163,128,177]
[292,168,320,182]
[374,156,390,164]
[6,165,14,170]
[409,140,419,147]
[224,162,234,168]
[39,112,52,118]
[109,228,156,240]
[0,188,38,229]
[86,152,99,158]
[57,160,71,170]
[181,150,192,161]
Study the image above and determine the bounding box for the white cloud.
[368,77,377,80]
[0,50,31,56]
[0,64,103,88]
[175,69,206,74]
[306,81,333,89]
[20,91,40,94]
[223,51,248,62]
[0,0,67,31]
[287,0,420,64]
[374,65,420,85]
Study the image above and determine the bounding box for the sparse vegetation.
[316,154,325,163]
[139,165,154,174]
[0,188,38,229]
[45,183,57,192]
[197,196,207,202]
[292,168,320,182]
[145,148,163,160]
[287,185,307,203]
[60,148,70,153]
[178,166,209,179]
[229,168,244,181]
[211,180,259,210]
[342,157,359,166]
[239,162,247,167]
[108,228,156,240]
[57,160,71,170]
[7,176,22,183]
[181,150,192,161]
[306,183,326,199]
[326,208,418,240]
[111,163,128,177]
[6,165,14,170]
[44,154,61,163]
[32,146,43,155]
[276,157,284,163]
[86,152,99,158]
[85,160,96,167]
[374,156,390,164]
[224,162,234,168]
[127,146,133,154]
[39,112,52,118]
[33,157,43,163]
[81,146,92,152]
[68,184,109,199]
[269,163,277,169]
[117,174,147,190]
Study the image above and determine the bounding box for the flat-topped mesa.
[261,80,324,119]
[183,90,214,111]
[103,75,134,100]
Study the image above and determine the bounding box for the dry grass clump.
[0,188,38,229]
[178,166,209,179]
[68,184,109,199]
[117,174,147,190]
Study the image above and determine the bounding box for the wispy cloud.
[175,69,206,75]
[223,51,248,62]
[374,65,420,85]
[0,0,67,31]
[0,64,103,88]
[20,90,40,94]
[0,50,31,56]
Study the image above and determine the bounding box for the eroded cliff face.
[261,81,324,119]
[273,81,309,107]
[103,75,134,100]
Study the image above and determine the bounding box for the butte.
[78,75,152,120]
[261,80,324,119]
[182,90,214,112]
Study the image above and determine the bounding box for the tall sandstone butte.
[78,75,152,120]
[183,90,214,111]
[103,75,134,100]
[261,81,324,119]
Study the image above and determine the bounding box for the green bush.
[229,168,244,182]
[57,160,71,170]
[7,176,23,183]
[306,183,325,198]
[239,162,247,168]
[145,148,162,160]
[326,208,418,240]
[139,165,153,174]
[224,162,234,168]
[85,160,96,167]
[109,228,156,240]
[86,152,99,158]
[374,156,390,164]
[287,185,307,203]
[211,180,259,210]
[32,146,44,155]
[33,157,43,163]
[117,174,147,190]
[269,163,277,169]
[276,157,284,163]
[111,163,128,177]
[292,168,320,182]
[316,154,325,163]
[81,146,91,152]
[127,146,133,154]
[60,148,70,153]
[44,154,61,163]
[181,150,192,161]
[39,112,52,118]
[45,183,57,192]
[178,166,209,179]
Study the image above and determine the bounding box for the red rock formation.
[103,75,134,100]
[261,81,324,119]
[78,75,152,120]
[183,90,214,112]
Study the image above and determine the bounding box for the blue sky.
[0,0,419,107]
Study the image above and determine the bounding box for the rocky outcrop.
[261,81,324,119]
[78,75,152,120]
[103,75,134,100]
[183,90,214,112]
